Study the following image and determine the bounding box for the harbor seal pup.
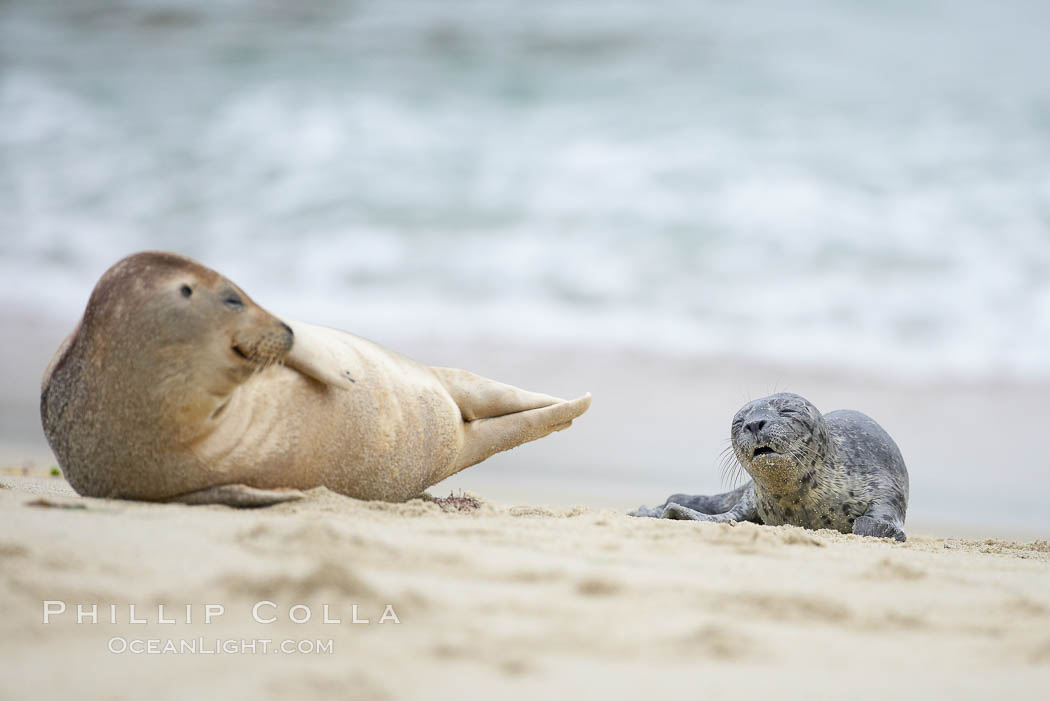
[630,392,909,541]
[40,251,591,506]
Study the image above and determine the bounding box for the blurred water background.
[3,0,1049,380]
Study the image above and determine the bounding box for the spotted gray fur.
[630,393,910,541]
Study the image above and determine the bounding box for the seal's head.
[730,392,831,495]
[85,251,293,389]
[56,251,293,440]
[41,251,297,499]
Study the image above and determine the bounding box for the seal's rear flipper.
[431,367,567,421]
[451,393,591,476]
[166,485,305,508]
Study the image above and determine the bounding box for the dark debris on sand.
[422,491,483,513]
[25,498,87,510]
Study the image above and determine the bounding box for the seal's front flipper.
[853,516,906,542]
[167,485,305,508]
[451,393,592,475]
[629,505,666,518]
[629,483,753,519]
[661,503,747,522]
[663,483,754,514]
[660,484,759,523]
[282,319,357,390]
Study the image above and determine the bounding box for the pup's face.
[730,392,827,491]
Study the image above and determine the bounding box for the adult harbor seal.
[630,392,909,541]
[40,251,591,506]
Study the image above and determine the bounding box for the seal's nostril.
[745,419,766,435]
[280,322,293,337]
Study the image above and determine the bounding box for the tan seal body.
[41,251,591,505]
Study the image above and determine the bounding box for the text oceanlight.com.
[107,637,335,655]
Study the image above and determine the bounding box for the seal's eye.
[180,285,193,298]
[224,294,244,310]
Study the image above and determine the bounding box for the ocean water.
[3,0,1050,380]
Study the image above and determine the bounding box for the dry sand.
[2,471,1049,700]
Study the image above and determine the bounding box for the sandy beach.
[2,471,1049,700]
[5,315,1050,699]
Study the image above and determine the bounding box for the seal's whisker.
[732,462,747,487]
[719,446,747,487]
